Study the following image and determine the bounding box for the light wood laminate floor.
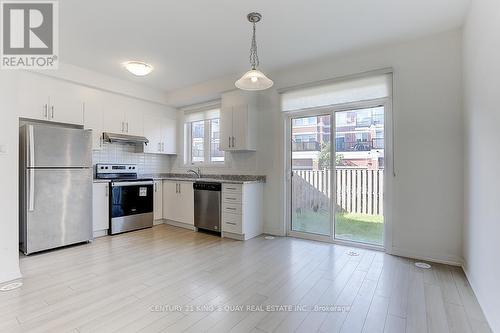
[0,224,491,333]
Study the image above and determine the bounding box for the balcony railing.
[336,139,384,152]
[293,139,384,152]
[292,141,321,151]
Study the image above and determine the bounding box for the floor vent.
[415,262,432,269]
[347,251,360,257]
[0,281,23,292]
[264,236,275,240]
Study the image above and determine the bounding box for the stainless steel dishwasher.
[193,182,221,232]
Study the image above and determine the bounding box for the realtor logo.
[1,1,58,69]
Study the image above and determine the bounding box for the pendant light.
[235,12,274,91]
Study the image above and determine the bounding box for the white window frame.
[185,117,225,167]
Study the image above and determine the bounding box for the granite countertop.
[93,174,266,184]
[142,173,266,184]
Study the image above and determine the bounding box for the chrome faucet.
[187,168,201,179]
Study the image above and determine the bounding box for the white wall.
[0,73,22,284]
[167,29,465,264]
[463,0,500,331]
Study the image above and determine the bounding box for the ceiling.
[60,0,470,92]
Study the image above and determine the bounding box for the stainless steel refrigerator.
[19,124,93,255]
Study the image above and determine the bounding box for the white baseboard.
[165,220,197,231]
[222,231,244,241]
[93,229,108,238]
[0,269,22,285]
[389,247,463,266]
[263,226,286,237]
[153,219,164,226]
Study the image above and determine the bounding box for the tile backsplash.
[92,142,172,175]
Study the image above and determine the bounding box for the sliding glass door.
[289,104,386,247]
[290,114,332,237]
[333,107,385,246]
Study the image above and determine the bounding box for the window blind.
[281,73,392,112]
[184,108,220,123]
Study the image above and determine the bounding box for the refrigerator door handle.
[28,169,35,211]
[28,125,34,168]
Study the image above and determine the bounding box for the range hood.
[103,132,149,145]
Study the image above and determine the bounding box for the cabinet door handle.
[178,183,181,194]
[105,185,108,197]
[226,207,237,211]
[226,222,237,225]
[154,183,157,192]
[44,104,48,119]
[158,143,161,152]
[126,122,129,133]
[232,136,235,148]
[162,142,165,152]
[228,137,231,148]
[121,122,124,132]
[51,106,54,119]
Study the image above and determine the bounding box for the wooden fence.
[292,169,384,215]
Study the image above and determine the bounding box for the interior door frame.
[284,97,393,252]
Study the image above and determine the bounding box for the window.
[191,121,205,163]
[184,108,224,165]
[210,119,224,162]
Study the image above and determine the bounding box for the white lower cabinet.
[92,182,109,237]
[221,183,263,240]
[162,180,194,227]
[153,181,163,223]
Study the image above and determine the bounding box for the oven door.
[110,181,154,234]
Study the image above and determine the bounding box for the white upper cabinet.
[17,73,176,152]
[82,88,104,150]
[143,109,177,155]
[102,94,143,136]
[161,118,177,154]
[48,79,85,125]
[143,112,163,153]
[18,73,84,125]
[125,110,144,136]
[220,90,257,151]
[102,107,124,134]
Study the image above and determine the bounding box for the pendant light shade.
[235,12,273,91]
[235,69,274,91]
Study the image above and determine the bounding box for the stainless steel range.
[96,164,153,235]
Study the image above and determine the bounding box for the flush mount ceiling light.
[235,12,274,91]
[123,61,154,76]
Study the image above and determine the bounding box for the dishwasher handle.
[193,182,221,191]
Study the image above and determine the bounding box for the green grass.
[292,210,384,245]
